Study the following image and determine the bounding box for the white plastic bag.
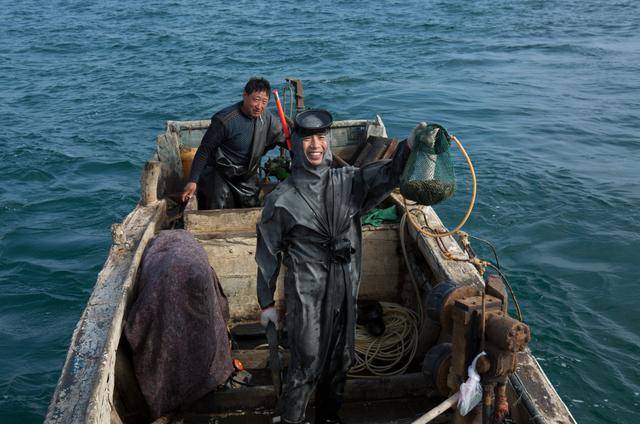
[457,352,486,416]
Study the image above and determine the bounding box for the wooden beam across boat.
[186,372,434,414]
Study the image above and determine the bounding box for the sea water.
[1,1,639,422]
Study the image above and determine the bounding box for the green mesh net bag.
[400,123,456,206]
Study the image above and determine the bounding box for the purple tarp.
[124,229,233,419]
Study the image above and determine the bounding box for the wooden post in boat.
[140,160,161,205]
[285,78,305,112]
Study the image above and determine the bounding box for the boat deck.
[175,397,447,423]
[169,324,442,424]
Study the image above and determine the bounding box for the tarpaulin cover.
[124,229,233,419]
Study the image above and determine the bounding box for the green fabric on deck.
[361,205,399,227]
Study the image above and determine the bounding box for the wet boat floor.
[170,326,446,423]
[175,397,450,423]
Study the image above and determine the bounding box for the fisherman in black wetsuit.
[256,109,413,424]
[181,77,285,209]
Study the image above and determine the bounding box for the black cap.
[294,109,333,137]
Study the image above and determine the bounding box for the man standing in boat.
[255,109,412,424]
[181,77,285,209]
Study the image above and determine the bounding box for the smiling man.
[181,77,285,209]
[255,109,412,423]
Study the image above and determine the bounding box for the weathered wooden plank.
[390,191,484,289]
[140,160,161,206]
[45,201,166,424]
[194,235,283,322]
[186,373,431,414]
[166,119,211,132]
[180,397,446,424]
[330,119,376,128]
[156,133,183,197]
[359,225,404,303]
[185,208,262,234]
[194,226,403,322]
[509,349,577,424]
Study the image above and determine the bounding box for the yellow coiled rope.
[350,135,477,377]
[349,302,420,378]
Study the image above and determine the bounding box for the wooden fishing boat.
[46,110,576,423]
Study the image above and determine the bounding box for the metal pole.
[412,392,460,424]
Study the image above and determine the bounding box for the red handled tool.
[273,89,292,150]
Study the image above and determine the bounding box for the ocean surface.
[1,0,639,422]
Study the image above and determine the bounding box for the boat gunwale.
[45,200,167,423]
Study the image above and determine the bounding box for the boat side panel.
[190,225,403,323]
[195,234,286,322]
[185,208,262,235]
[165,117,384,163]
[45,201,166,424]
[330,117,387,162]
[509,350,577,424]
[156,133,183,198]
[390,192,485,289]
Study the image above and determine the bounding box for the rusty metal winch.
[422,275,531,423]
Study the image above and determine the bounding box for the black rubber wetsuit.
[189,101,284,209]
[256,134,410,423]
